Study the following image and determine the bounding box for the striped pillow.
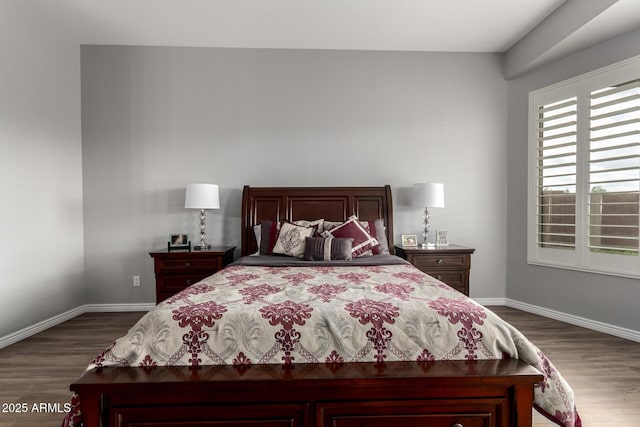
[304,237,353,261]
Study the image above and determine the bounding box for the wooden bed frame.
[240,185,395,257]
[70,185,543,427]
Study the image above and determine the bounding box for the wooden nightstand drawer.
[160,274,210,290]
[150,246,235,303]
[394,245,475,296]
[425,270,465,284]
[421,270,467,294]
[156,274,212,302]
[410,253,469,269]
[155,258,218,273]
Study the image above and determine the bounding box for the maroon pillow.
[322,217,379,258]
[259,221,280,255]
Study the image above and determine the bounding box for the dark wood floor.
[490,306,640,426]
[0,307,638,426]
[0,312,143,427]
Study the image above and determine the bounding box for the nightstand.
[149,246,235,303]
[394,244,475,296]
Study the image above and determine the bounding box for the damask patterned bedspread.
[63,262,580,427]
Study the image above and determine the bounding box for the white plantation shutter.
[529,56,640,278]
[589,79,640,255]
[535,97,578,250]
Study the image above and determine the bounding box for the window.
[529,56,640,278]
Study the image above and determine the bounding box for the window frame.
[528,55,640,279]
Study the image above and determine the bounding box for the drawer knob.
[437,259,443,264]
[185,262,191,267]
[186,279,192,285]
[452,424,464,427]
[436,275,442,280]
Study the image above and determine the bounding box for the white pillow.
[272,222,315,258]
[294,218,324,231]
[251,224,261,256]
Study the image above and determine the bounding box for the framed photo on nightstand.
[168,234,190,251]
[401,234,418,247]
[436,229,449,247]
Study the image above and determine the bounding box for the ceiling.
[21,0,640,61]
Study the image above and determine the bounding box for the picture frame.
[436,229,449,247]
[401,234,418,247]
[168,234,190,251]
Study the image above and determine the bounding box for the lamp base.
[421,242,435,249]
[193,244,211,251]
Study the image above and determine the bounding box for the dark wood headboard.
[241,185,394,257]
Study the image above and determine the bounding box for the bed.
[64,185,580,427]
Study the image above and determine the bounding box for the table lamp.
[185,183,220,250]
[411,182,445,248]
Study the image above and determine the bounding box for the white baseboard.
[0,306,86,350]
[0,303,154,350]
[84,303,155,313]
[475,297,640,343]
[473,297,507,306]
[505,298,640,343]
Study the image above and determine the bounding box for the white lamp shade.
[185,183,220,209]
[412,182,445,208]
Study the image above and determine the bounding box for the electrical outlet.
[133,275,141,287]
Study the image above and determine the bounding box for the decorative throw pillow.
[259,221,280,255]
[260,220,322,255]
[361,219,390,255]
[322,220,343,234]
[323,219,388,255]
[272,222,315,258]
[304,237,354,261]
[251,224,262,256]
[322,216,379,258]
[293,219,324,235]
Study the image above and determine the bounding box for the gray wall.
[0,3,84,338]
[506,27,640,331]
[81,46,508,304]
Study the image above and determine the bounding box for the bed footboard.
[71,359,542,427]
